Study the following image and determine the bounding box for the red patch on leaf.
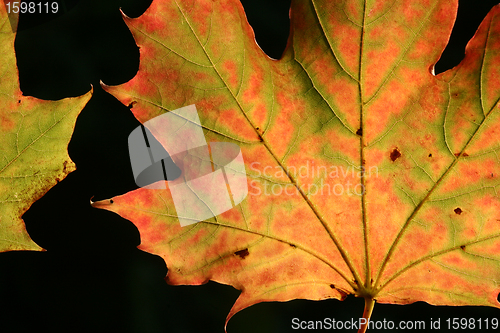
[218,108,257,139]
[327,76,359,129]
[223,60,239,89]
[0,112,15,131]
[326,11,360,75]
[250,103,267,129]
[364,40,402,98]
[242,64,264,103]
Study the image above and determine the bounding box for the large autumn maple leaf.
[0,4,91,252]
[95,0,500,331]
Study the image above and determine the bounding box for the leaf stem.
[358,297,375,333]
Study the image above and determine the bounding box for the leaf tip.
[99,80,109,90]
[90,197,114,208]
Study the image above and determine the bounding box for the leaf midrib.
[358,0,371,290]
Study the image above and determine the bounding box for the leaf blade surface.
[97,0,500,321]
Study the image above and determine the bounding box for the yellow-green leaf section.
[0,4,91,252]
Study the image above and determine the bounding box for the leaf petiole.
[358,297,375,333]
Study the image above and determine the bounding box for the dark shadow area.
[0,249,238,333]
[240,0,291,60]
[2,1,239,332]
[15,0,153,99]
[1,0,499,332]
[228,297,500,333]
[435,1,498,74]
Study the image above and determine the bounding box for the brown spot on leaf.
[454,208,462,215]
[463,152,469,157]
[235,248,249,259]
[329,284,348,300]
[356,128,363,136]
[289,244,296,248]
[110,199,114,204]
[428,153,432,157]
[460,245,466,250]
[390,148,401,162]
[127,101,137,109]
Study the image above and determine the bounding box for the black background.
[1,0,500,332]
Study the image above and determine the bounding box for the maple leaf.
[94,0,500,331]
[0,4,91,252]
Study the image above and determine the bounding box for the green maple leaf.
[94,0,500,331]
[0,5,91,252]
